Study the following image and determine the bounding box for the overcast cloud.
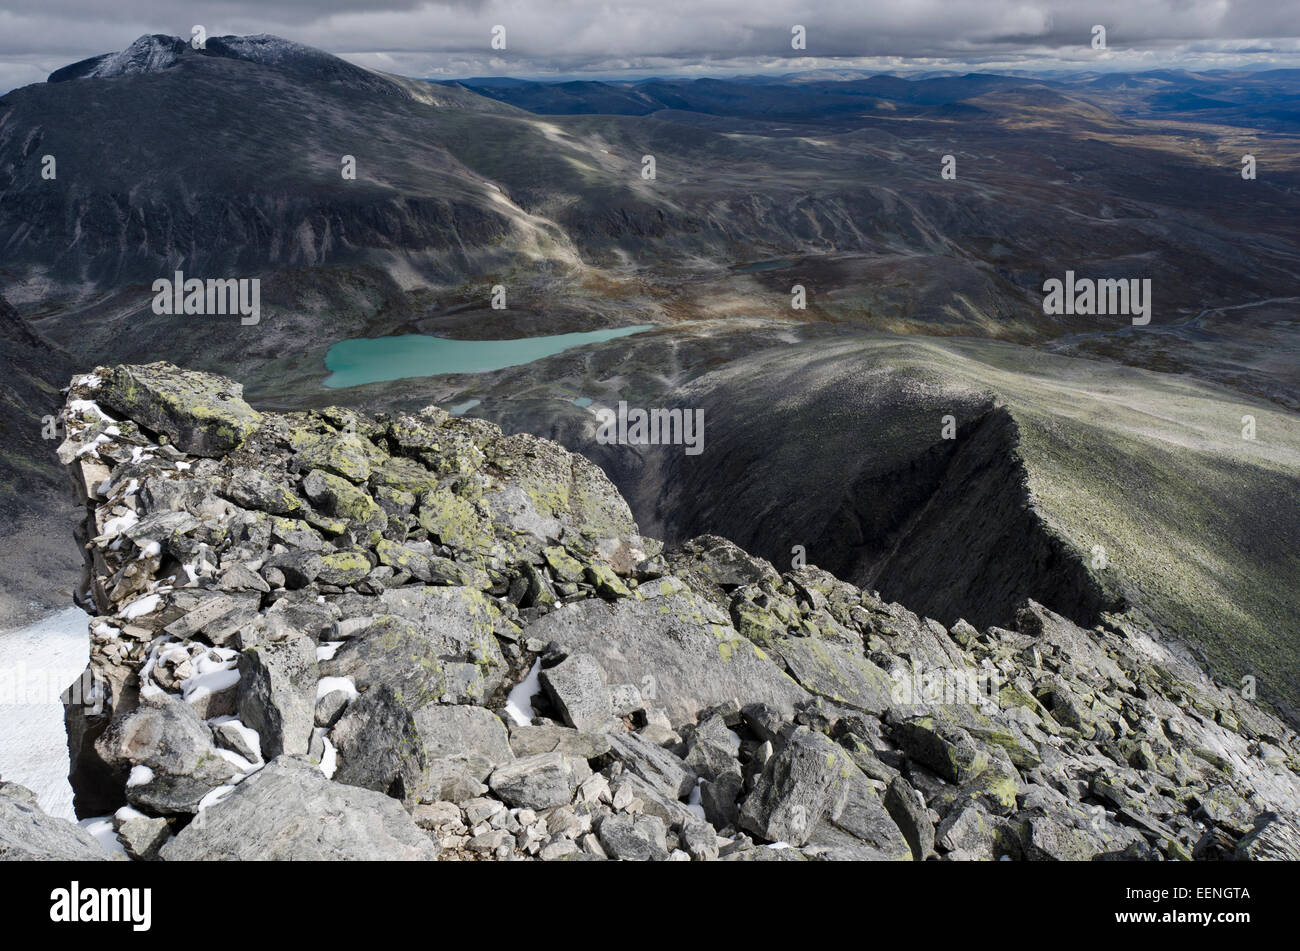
[2,0,1299,92]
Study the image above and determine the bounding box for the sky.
[2,0,1299,93]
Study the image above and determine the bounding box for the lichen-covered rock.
[597,813,669,861]
[98,362,260,457]
[329,685,426,799]
[321,616,447,708]
[739,726,895,848]
[540,652,614,732]
[412,704,514,800]
[884,777,935,861]
[1234,812,1300,861]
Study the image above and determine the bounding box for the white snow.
[126,764,154,787]
[320,734,338,778]
[101,509,139,539]
[177,647,239,707]
[198,784,235,811]
[504,659,543,726]
[120,593,161,620]
[78,816,128,857]
[75,433,111,457]
[685,778,706,820]
[316,640,344,661]
[137,640,170,699]
[67,399,113,422]
[207,716,262,765]
[314,728,338,779]
[215,748,257,773]
[0,607,90,820]
[114,804,148,822]
[316,676,357,701]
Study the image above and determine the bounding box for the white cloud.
[1,0,1298,92]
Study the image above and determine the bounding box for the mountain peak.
[46,32,404,97]
[48,33,187,82]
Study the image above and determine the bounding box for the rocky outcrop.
[12,362,1300,861]
[158,757,439,861]
[0,782,125,861]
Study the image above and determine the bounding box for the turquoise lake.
[322,326,653,388]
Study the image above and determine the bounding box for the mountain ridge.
[3,359,1294,862]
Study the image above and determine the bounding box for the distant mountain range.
[445,68,1300,131]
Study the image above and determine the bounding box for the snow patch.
[120,593,161,620]
[0,607,90,819]
[316,676,357,701]
[126,765,154,788]
[504,659,544,726]
[78,816,128,857]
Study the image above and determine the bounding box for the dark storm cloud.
[1,0,1298,92]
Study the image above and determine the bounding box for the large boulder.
[371,586,506,703]
[237,636,317,759]
[413,704,513,799]
[488,752,591,810]
[329,685,426,800]
[158,757,439,860]
[540,653,615,732]
[523,591,807,728]
[597,813,669,861]
[1235,813,1300,861]
[0,783,125,861]
[98,362,260,457]
[94,695,241,814]
[320,616,447,708]
[739,726,907,857]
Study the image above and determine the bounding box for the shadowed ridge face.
[447,328,1300,724]
[0,293,73,518]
